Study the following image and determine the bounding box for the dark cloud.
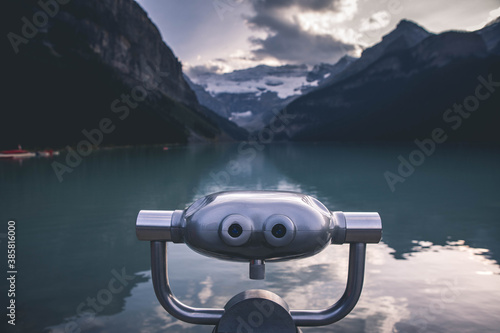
[250,31,354,63]
[246,0,355,64]
[186,64,223,77]
[252,0,341,11]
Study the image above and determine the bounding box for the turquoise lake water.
[1,142,499,332]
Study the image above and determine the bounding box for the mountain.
[268,19,500,142]
[186,57,356,132]
[2,0,246,149]
[330,20,432,85]
[186,20,430,134]
[183,74,231,118]
[477,16,500,53]
[306,56,357,84]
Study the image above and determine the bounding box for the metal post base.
[214,290,299,333]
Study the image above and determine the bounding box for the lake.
[1,142,499,333]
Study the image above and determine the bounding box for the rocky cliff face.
[64,0,199,109]
[2,0,246,149]
[184,74,231,118]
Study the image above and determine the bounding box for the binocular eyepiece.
[228,223,243,238]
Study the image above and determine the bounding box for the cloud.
[488,7,500,21]
[250,0,354,13]
[186,64,225,77]
[245,0,358,64]
[359,11,391,32]
[186,49,286,76]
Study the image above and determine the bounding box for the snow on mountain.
[185,20,434,133]
[190,64,316,99]
[185,57,358,131]
[187,60,344,125]
[305,56,357,86]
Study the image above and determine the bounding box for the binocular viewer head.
[137,191,381,272]
[136,191,383,329]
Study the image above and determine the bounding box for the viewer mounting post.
[136,191,382,332]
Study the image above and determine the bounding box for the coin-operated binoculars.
[136,191,382,332]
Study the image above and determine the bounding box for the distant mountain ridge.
[186,20,433,133]
[186,57,356,131]
[267,17,500,142]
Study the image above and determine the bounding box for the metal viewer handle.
[291,243,365,326]
[136,210,183,242]
[151,241,223,325]
[332,211,382,244]
[149,241,366,326]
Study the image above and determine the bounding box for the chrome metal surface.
[136,210,173,241]
[216,290,296,333]
[263,214,296,247]
[149,241,366,326]
[290,243,366,326]
[136,192,382,261]
[150,241,223,325]
[344,212,382,243]
[182,191,332,262]
[249,259,265,280]
[331,211,346,244]
[219,214,253,246]
[136,210,183,241]
[138,191,382,329]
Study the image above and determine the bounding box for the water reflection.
[47,240,500,333]
[265,143,500,263]
[1,143,499,332]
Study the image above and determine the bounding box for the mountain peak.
[357,19,431,64]
[328,19,431,86]
[482,15,500,28]
[396,19,424,29]
[382,19,431,45]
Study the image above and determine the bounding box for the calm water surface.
[1,142,499,333]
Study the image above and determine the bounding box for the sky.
[135,0,500,75]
